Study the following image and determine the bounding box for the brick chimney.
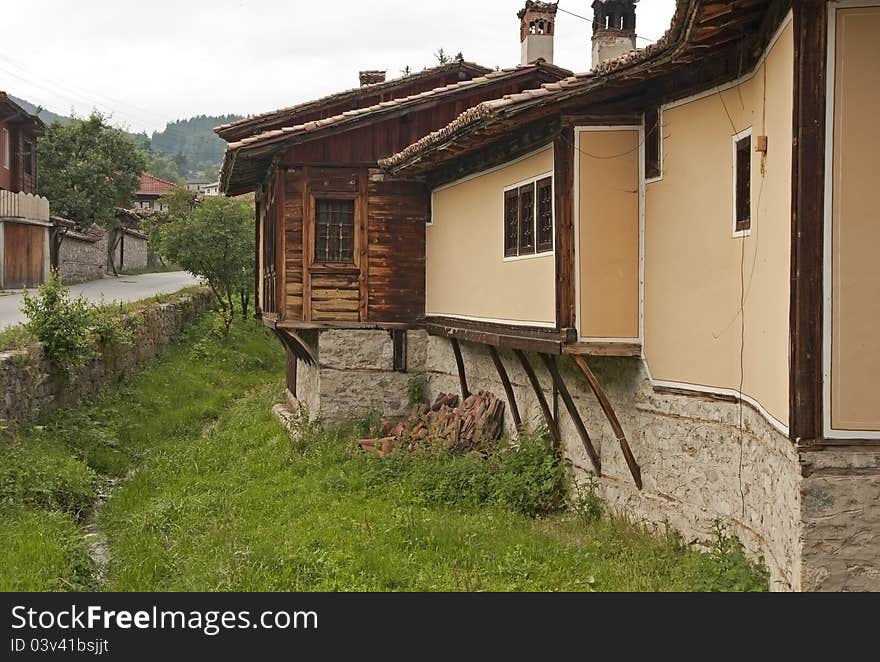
[591,0,638,68]
[359,70,386,86]
[518,1,558,66]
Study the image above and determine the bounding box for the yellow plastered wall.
[577,129,640,339]
[427,148,556,325]
[830,6,880,431]
[644,20,794,428]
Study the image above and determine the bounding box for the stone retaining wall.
[0,289,212,428]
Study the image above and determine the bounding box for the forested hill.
[150,115,242,181]
[8,96,241,182]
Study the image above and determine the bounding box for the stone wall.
[291,329,428,421]
[57,233,106,285]
[0,289,212,428]
[115,232,150,272]
[799,448,880,591]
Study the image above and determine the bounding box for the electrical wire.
[556,5,660,43]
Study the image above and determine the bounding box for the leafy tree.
[140,149,183,183]
[150,195,253,333]
[37,113,146,276]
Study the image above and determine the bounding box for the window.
[22,140,35,177]
[734,132,751,235]
[315,199,355,263]
[503,175,553,258]
[1,128,8,169]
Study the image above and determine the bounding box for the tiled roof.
[225,63,564,153]
[137,174,178,196]
[214,61,493,139]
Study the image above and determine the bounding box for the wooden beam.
[540,354,601,476]
[301,166,313,322]
[450,338,470,400]
[424,317,563,355]
[357,170,369,322]
[571,355,642,489]
[487,345,522,430]
[513,350,561,449]
[554,125,576,331]
[789,0,827,445]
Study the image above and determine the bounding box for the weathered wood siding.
[280,168,425,324]
[367,179,426,322]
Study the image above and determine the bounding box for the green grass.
[0,315,768,593]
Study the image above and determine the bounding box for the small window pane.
[315,199,355,263]
[504,189,519,257]
[735,136,751,233]
[518,184,535,255]
[536,177,553,252]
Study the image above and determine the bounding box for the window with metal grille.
[315,199,355,263]
[536,177,553,251]
[503,176,553,258]
[735,134,751,234]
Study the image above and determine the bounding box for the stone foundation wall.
[291,329,428,421]
[0,289,212,427]
[799,448,880,591]
[58,234,107,285]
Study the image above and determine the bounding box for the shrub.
[21,271,94,373]
[21,271,134,373]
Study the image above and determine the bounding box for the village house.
[133,173,177,211]
[218,54,573,412]
[220,0,879,591]
[0,92,51,289]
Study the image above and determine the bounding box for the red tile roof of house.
[137,174,178,196]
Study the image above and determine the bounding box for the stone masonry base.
[287,328,880,592]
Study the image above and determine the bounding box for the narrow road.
[0,271,202,330]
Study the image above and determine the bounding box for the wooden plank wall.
[367,178,426,322]
[279,168,426,324]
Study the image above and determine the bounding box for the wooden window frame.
[503,172,554,261]
[733,128,752,237]
[308,192,361,272]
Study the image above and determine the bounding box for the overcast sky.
[0,1,676,135]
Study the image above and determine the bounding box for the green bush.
[21,271,134,373]
[22,271,94,373]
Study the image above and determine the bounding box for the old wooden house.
[218,55,572,406]
[378,0,880,592]
[0,92,50,289]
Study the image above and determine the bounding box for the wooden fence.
[0,190,50,221]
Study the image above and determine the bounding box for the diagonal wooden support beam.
[540,354,601,476]
[571,355,642,490]
[488,345,522,431]
[450,338,470,400]
[513,349,561,449]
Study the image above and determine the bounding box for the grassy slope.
[1,316,767,592]
[0,317,284,591]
